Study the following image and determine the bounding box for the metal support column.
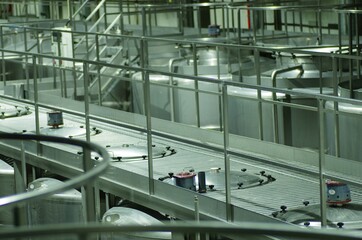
[82,62,97,222]
[318,99,327,228]
[222,83,232,222]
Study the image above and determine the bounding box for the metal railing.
[0,1,362,228]
[0,133,110,224]
[0,221,362,240]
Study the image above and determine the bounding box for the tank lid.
[0,103,30,119]
[99,144,175,162]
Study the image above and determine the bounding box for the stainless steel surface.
[1,1,362,239]
[0,159,14,225]
[272,203,362,229]
[37,126,100,138]
[28,178,84,224]
[0,102,30,118]
[104,144,173,161]
[102,207,171,240]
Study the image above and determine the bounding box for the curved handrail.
[0,222,361,240]
[0,133,110,209]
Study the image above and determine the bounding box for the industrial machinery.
[28,178,84,225]
[1,1,362,240]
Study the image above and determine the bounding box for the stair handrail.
[70,0,91,21]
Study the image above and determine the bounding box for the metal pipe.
[317,8,323,45]
[72,0,90,20]
[168,57,185,122]
[85,0,106,22]
[105,192,110,211]
[271,65,304,143]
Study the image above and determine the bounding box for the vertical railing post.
[318,8,323,45]
[141,7,147,36]
[332,56,340,157]
[148,7,153,36]
[103,1,108,31]
[140,36,154,195]
[237,9,241,45]
[33,56,40,136]
[96,34,102,106]
[217,46,223,131]
[83,62,91,143]
[318,99,327,227]
[194,196,200,240]
[82,62,97,223]
[1,26,6,86]
[254,49,264,140]
[145,70,154,195]
[24,28,30,99]
[197,5,202,35]
[193,43,201,128]
[119,1,124,33]
[13,146,28,227]
[222,83,232,222]
[284,10,288,37]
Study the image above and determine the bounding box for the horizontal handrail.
[0,222,361,240]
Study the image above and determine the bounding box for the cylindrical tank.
[227,86,280,142]
[132,45,243,129]
[101,207,171,240]
[27,178,84,225]
[277,88,333,150]
[0,160,15,225]
[325,80,362,162]
[132,73,172,121]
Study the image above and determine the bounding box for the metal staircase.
[70,0,128,109]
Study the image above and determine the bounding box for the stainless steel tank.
[0,160,15,225]
[132,44,242,129]
[325,80,362,162]
[27,178,84,225]
[227,86,280,141]
[277,88,333,149]
[102,207,171,240]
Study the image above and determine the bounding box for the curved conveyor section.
[0,133,110,209]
